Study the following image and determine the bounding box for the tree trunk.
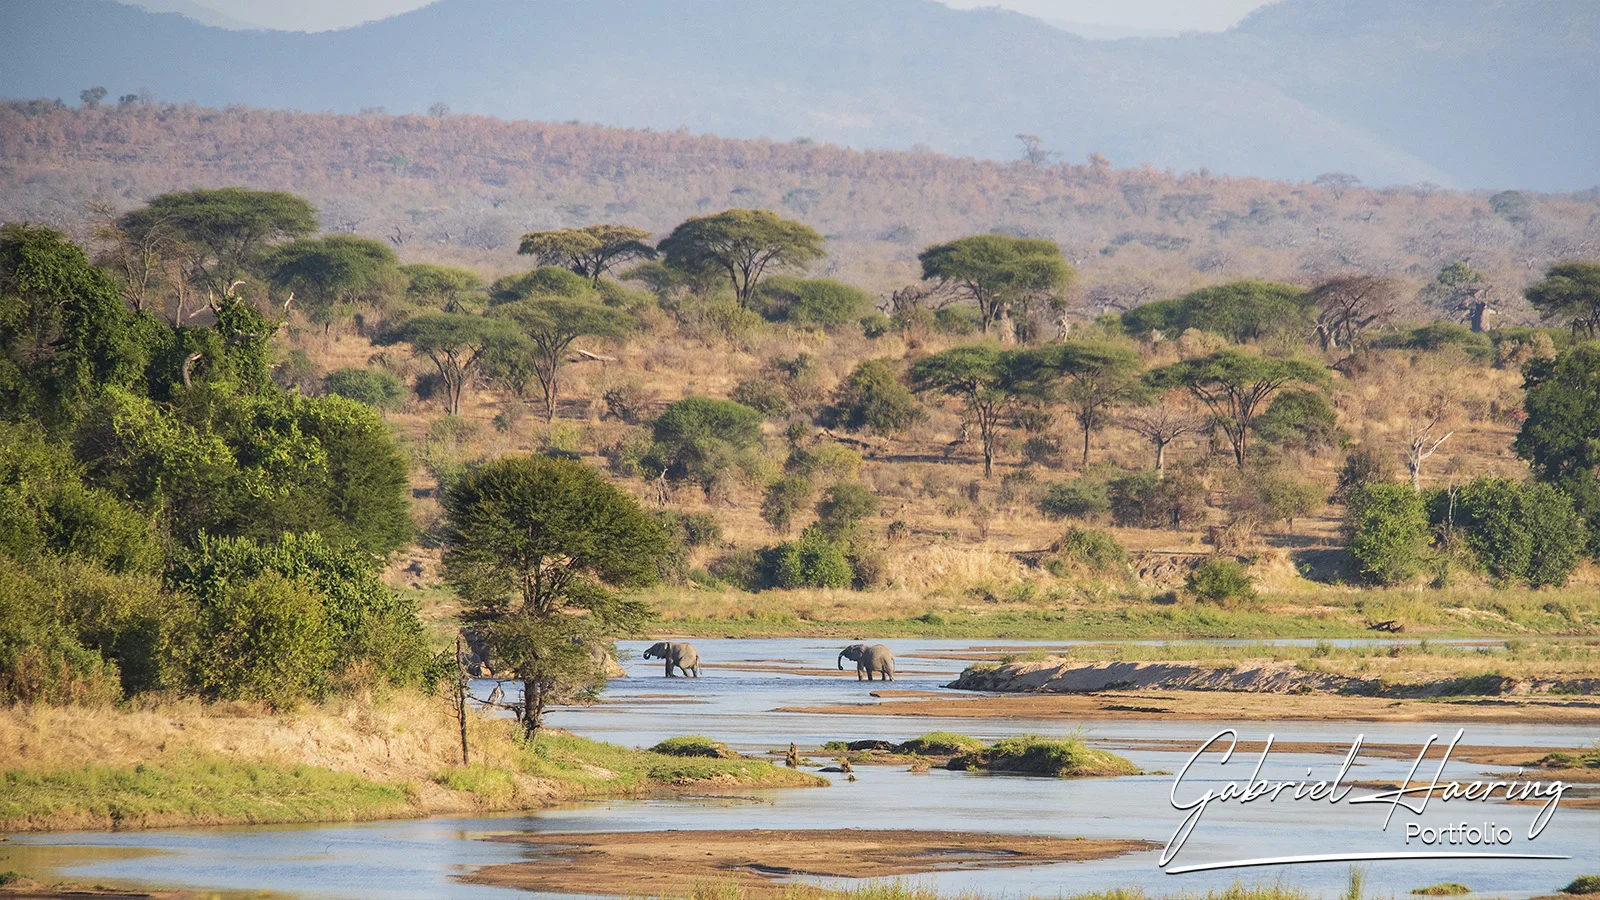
[1081,421,1092,468]
[454,636,470,765]
[1154,440,1167,477]
[522,677,542,740]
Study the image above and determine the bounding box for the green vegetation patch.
[649,735,738,759]
[1410,885,1471,896]
[950,734,1138,777]
[0,756,414,832]
[432,765,516,803]
[1562,875,1600,895]
[516,732,823,793]
[896,731,985,755]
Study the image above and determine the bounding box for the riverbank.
[0,692,822,834]
[633,583,1600,640]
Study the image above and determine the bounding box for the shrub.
[757,276,872,327]
[1038,478,1111,521]
[708,548,765,591]
[648,396,765,488]
[1344,482,1429,586]
[1410,885,1471,897]
[1121,281,1313,343]
[1447,478,1586,587]
[815,482,879,537]
[653,511,723,584]
[323,367,405,411]
[859,312,892,338]
[767,531,853,589]
[1334,446,1391,501]
[1021,435,1063,468]
[1109,470,1205,529]
[191,572,334,704]
[1047,527,1129,578]
[730,378,789,417]
[786,441,862,484]
[761,475,813,535]
[0,558,123,705]
[934,305,983,335]
[826,359,923,435]
[1375,322,1493,361]
[1185,558,1255,604]
[1255,388,1344,455]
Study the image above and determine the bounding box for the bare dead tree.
[1122,392,1210,476]
[1405,393,1456,490]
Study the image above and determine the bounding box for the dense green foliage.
[1255,388,1345,455]
[0,215,425,706]
[441,455,665,734]
[917,235,1071,337]
[1437,478,1586,587]
[1344,482,1430,586]
[1516,341,1600,556]
[825,359,923,435]
[323,367,406,411]
[646,396,765,488]
[1185,558,1256,605]
[657,209,825,309]
[1121,281,1312,343]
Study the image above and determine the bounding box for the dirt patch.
[777,690,1600,724]
[462,829,1156,897]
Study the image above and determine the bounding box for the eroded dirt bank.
[462,829,1158,897]
[778,688,1600,724]
[948,658,1600,698]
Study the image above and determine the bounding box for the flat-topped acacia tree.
[657,209,825,309]
[517,225,657,286]
[116,187,317,297]
[917,234,1071,336]
[376,313,511,415]
[908,344,1030,478]
[441,455,666,737]
[1150,350,1329,467]
[488,295,634,421]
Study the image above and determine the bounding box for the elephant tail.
[837,651,847,670]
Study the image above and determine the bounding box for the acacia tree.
[264,235,403,333]
[1526,262,1600,337]
[657,209,825,309]
[518,225,656,286]
[441,456,665,737]
[375,313,508,415]
[1312,275,1398,351]
[908,344,1028,478]
[1121,389,1209,476]
[1151,350,1329,467]
[1021,341,1146,467]
[116,188,317,297]
[917,235,1071,336]
[489,297,634,421]
[401,263,482,313]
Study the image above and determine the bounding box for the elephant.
[642,641,701,677]
[839,643,894,681]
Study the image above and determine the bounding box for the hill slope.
[1,0,1595,189]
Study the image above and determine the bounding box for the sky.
[150,0,1278,34]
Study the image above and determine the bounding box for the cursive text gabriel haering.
[1160,728,1569,867]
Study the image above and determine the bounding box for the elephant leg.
[665,661,674,677]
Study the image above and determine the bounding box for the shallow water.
[7,638,1595,899]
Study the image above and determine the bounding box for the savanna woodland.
[2,100,1598,839]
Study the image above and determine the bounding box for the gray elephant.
[839,643,894,681]
[642,641,701,677]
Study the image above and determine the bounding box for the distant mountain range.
[2,0,1595,190]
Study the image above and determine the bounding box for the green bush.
[1108,470,1206,530]
[1038,478,1111,521]
[950,734,1138,777]
[323,367,405,411]
[761,475,813,535]
[767,531,853,589]
[1047,527,1130,578]
[1374,322,1493,361]
[757,276,872,327]
[825,359,923,436]
[191,571,334,705]
[1121,281,1313,343]
[897,732,984,755]
[1345,482,1429,586]
[1446,478,1586,587]
[785,441,863,484]
[648,396,765,488]
[0,557,122,705]
[730,378,789,417]
[1185,558,1255,605]
[934,305,983,335]
[709,548,765,591]
[859,312,892,338]
[1255,388,1345,455]
[815,482,879,538]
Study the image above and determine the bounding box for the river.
[6,638,1595,899]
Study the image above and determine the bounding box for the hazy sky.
[174,0,1277,34]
